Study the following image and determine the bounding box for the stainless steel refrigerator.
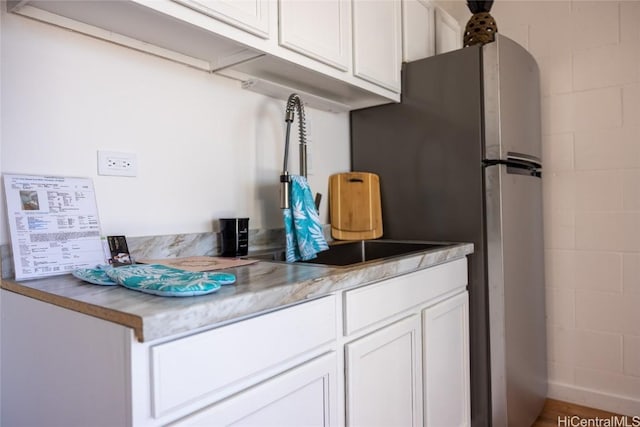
[350,34,547,427]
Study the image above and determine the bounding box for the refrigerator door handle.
[483,157,542,178]
[506,152,541,165]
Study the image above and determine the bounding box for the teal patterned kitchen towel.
[105,264,226,297]
[72,265,118,286]
[283,175,329,262]
[72,264,237,297]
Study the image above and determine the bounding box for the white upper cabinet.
[402,0,462,62]
[402,0,435,62]
[8,0,403,109]
[435,6,462,54]
[173,0,271,38]
[279,0,350,71]
[352,0,402,92]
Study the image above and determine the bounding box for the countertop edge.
[1,243,474,342]
[1,279,146,341]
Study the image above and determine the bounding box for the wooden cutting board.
[329,172,383,240]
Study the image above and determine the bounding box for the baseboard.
[548,381,640,416]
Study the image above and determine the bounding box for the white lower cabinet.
[172,352,338,426]
[345,316,422,427]
[0,292,338,427]
[342,258,470,427]
[1,256,470,427]
[148,295,337,418]
[423,291,471,427]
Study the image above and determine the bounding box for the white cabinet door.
[352,0,402,92]
[279,0,350,71]
[345,316,422,427]
[402,0,435,62]
[151,295,336,418]
[434,6,462,54]
[423,291,471,427]
[173,353,338,426]
[173,0,271,38]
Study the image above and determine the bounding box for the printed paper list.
[4,175,106,280]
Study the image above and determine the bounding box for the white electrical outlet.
[97,150,138,177]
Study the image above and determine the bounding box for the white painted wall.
[0,10,350,244]
[438,0,640,416]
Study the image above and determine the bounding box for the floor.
[532,399,629,427]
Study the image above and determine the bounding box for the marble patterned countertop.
[1,242,473,343]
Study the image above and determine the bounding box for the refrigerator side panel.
[352,47,485,245]
[351,46,491,427]
[483,162,507,427]
[484,34,546,426]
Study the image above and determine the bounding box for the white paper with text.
[4,174,107,280]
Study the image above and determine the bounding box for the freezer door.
[483,34,542,161]
[485,163,547,427]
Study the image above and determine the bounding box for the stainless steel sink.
[252,239,451,267]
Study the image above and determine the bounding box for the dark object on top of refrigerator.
[464,0,498,47]
[350,34,546,427]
